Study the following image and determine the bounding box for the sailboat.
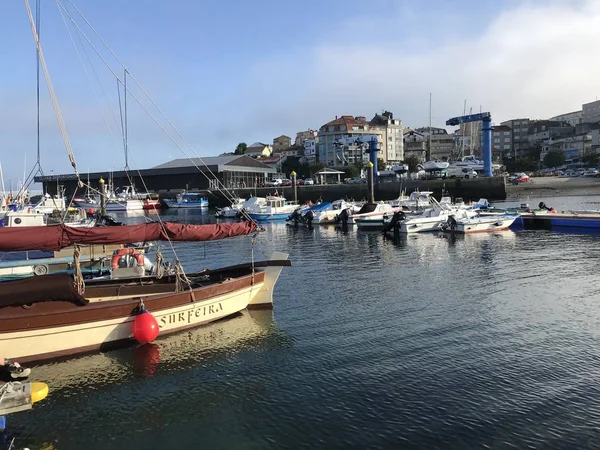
[0,2,291,364]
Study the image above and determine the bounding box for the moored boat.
[247,196,302,221]
[0,221,290,363]
[163,191,209,209]
[443,214,518,234]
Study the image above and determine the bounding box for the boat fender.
[111,248,144,269]
[133,302,160,344]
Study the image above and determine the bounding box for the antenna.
[35,0,42,175]
[428,93,432,160]
[124,69,129,170]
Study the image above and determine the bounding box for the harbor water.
[10,195,600,449]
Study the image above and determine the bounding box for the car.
[266,178,282,187]
[304,178,315,185]
[297,179,305,186]
[584,168,599,177]
[346,177,366,184]
[281,179,292,186]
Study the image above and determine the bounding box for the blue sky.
[0,0,598,183]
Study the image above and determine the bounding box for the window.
[352,126,359,131]
[504,144,510,149]
[340,125,346,131]
[494,138,500,143]
[328,126,334,132]
[504,131,510,136]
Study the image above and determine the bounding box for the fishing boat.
[443,214,518,234]
[163,191,209,209]
[2,207,95,228]
[246,196,301,221]
[0,221,290,363]
[142,192,163,210]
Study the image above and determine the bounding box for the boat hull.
[400,219,445,233]
[163,199,208,209]
[248,212,291,221]
[0,255,288,363]
[447,216,517,234]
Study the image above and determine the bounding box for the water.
[9,197,600,449]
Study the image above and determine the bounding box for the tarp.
[0,221,258,252]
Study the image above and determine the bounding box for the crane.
[333,135,381,183]
[446,112,493,177]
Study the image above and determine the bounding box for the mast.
[428,93,432,161]
[460,100,466,159]
[124,69,129,170]
[35,0,43,175]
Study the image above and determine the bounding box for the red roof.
[320,115,369,132]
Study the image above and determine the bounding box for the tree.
[309,162,326,177]
[282,156,301,176]
[403,155,420,173]
[582,149,600,167]
[343,165,360,179]
[377,158,386,171]
[234,142,247,155]
[543,150,565,169]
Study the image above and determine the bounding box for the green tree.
[235,142,247,155]
[403,155,420,173]
[309,162,326,177]
[282,156,301,176]
[377,158,386,171]
[543,150,565,168]
[343,165,360,179]
[582,149,600,166]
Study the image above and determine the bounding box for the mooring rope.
[73,245,85,295]
[155,247,164,279]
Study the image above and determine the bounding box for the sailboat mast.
[428,93,432,160]
[35,0,42,174]
[124,69,129,170]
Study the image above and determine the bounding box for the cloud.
[233,0,600,137]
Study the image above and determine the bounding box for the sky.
[0,0,599,182]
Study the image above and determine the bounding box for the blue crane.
[446,112,493,177]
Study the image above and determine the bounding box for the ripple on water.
[12,210,600,449]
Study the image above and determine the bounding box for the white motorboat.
[353,202,401,228]
[312,199,361,224]
[394,190,435,211]
[424,160,450,170]
[246,196,302,221]
[75,186,145,211]
[444,214,518,234]
[2,208,96,228]
[215,197,247,218]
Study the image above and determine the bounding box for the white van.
[447,166,478,179]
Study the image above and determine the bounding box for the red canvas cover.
[0,221,258,252]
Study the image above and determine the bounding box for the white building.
[549,110,583,127]
[295,130,318,147]
[583,100,600,124]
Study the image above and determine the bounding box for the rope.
[55,0,257,223]
[155,247,164,279]
[25,0,82,188]
[174,260,192,293]
[73,245,85,294]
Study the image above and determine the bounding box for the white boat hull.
[448,216,517,234]
[400,218,446,233]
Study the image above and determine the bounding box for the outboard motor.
[538,202,556,213]
[286,208,302,225]
[382,210,406,233]
[338,208,350,227]
[446,215,458,231]
[305,210,314,227]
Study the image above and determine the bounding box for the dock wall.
[206,177,507,207]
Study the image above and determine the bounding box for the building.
[295,130,318,147]
[541,133,593,164]
[583,100,600,124]
[34,155,277,195]
[415,127,452,160]
[370,111,405,164]
[500,118,531,159]
[316,112,404,168]
[302,139,317,163]
[527,120,574,146]
[246,142,272,158]
[403,130,426,161]
[272,135,292,153]
[592,129,600,151]
[492,125,512,159]
[549,110,583,127]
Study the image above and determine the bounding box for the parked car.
[584,168,599,177]
[281,179,292,186]
[304,178,315,185]
[347,177,367,184]
[297,179,305,186]
[266,178,282,187]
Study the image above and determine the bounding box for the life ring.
[111,248,144,269]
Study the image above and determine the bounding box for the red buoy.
[133,309,159,344]
[88,208,95,214]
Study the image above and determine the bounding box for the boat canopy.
[0,221,258,252]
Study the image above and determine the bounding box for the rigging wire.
[56,0,257,224]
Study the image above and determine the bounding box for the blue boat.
[163,191,208,209]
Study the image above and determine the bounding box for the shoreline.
[505,177,600,200]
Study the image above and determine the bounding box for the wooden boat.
[0,221,290,363]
